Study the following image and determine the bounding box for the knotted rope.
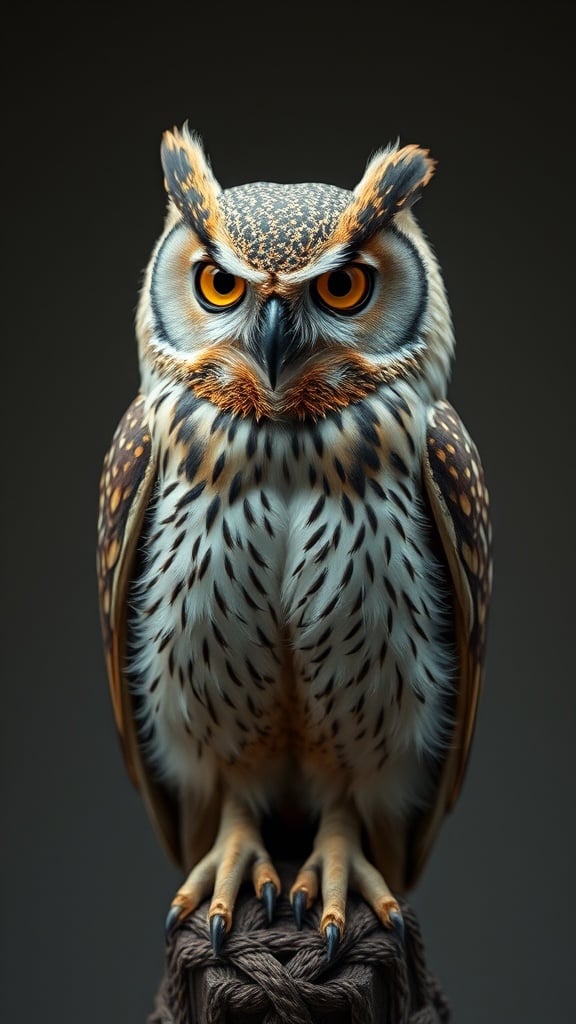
[148,866,450,1024]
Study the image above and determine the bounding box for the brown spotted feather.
[410,399,493,884]
[97,394,181,863]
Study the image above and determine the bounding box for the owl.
[97,124,492,957]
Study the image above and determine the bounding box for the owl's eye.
[312,264,373,314]
[194,261,246,310]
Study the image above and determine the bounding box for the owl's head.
[136,124,454,420]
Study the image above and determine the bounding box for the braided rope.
[148,868,450,1024]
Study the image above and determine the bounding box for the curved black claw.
[324,922,341,961]
[210,914,227,955]
[164,905,184,941]
[292,889,307,930]
[389,909,405,945]
[262,881,277,925]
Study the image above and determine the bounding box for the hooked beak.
[257,297,294,390]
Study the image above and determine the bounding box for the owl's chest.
[132,391,452,778]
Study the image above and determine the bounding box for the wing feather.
[407,398,493,886]
[96,394,181,865]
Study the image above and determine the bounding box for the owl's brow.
[207,240,269,284]
[281,245,369,284]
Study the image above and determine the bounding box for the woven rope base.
[148,864,450,1024]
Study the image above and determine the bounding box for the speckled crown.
[218,183,351,272]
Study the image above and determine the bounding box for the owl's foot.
[165,794,281,953]
[289,802,403,959]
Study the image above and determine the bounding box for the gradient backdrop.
[2,6,574,1022]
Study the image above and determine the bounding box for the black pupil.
[213,270,235,295]
[328,270,353,297]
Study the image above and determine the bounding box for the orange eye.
[194,262,246,310]
[312,264,373,313]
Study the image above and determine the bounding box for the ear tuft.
[160,122,223,244]
[336,143,436,247]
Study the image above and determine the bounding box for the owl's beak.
[258,297,293,390]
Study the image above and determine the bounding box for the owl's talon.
[210,913,227,955]
[262,881,277,924]
[324,922,341,961]
[164,905,184,940]
[292,889,307,930]
[389,909,405,944]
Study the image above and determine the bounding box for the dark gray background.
[2,5,574,1022]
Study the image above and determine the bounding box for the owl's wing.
[407,398,493,887]
[97,394,181,866]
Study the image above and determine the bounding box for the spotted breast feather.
[98,378,486,895]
